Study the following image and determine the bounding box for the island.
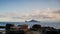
[25,20,40,22]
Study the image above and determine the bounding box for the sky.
[0,0,60,22]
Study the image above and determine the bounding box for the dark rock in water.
[46,31,58,34]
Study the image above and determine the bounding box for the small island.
[25,20,40,22]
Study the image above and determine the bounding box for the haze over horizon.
[0,0,60,22]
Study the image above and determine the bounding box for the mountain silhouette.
[25,20,40,22]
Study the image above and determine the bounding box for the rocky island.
[25,20,40,22]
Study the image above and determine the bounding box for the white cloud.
[0,8,60,22]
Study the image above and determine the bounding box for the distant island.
[25,20,40,22]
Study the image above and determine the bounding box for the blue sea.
[0,21,60,29]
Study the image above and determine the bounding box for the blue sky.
[0,0,60,22]
[0,0,60,13]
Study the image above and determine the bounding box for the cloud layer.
[0,8,60,22]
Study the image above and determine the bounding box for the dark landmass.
[25,20,40,22]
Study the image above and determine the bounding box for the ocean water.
[0,21,60,29]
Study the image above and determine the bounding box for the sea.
[0,21,60,34]
[0,21,60,30]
